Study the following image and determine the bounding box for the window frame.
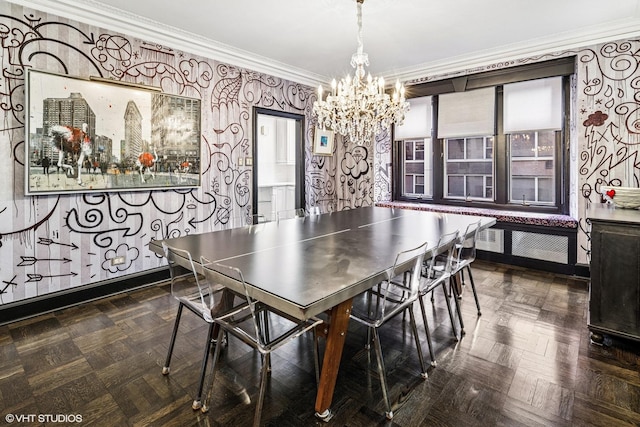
[400,138,433,198]
[508,130,559,206]
[392,57,573,215]
[443,136,494,201]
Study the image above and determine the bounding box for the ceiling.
[13,0,640,87]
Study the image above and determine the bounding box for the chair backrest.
[162,242,214,322]
[369,241,428,324]
[252,214,267,224]
[456,219,482,265]
[276,208,305,222]
[425,230,459,278]
[200,257,267,348]
[308,206,322,216]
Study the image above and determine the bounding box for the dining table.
[148,206,496,420]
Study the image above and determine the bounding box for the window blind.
[395,96,432,139]
[503,76,562,133]
[437,87,495,138]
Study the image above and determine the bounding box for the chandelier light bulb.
[312,0,409,145]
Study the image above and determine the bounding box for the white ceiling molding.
[397,19,640,84]
[8,0,640,89]
[7,0,327,87]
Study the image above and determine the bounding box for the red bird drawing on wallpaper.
[49,123,92,185]
[136,148,157,183]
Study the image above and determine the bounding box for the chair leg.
[192,322,216,410]
[440,281,459,341]
[258,308,271,371]
[371,327,393,420]
[450,276,465,335]
[365,324,373,349]
[253,352,271,427]
[466,266,481,315]
[312,328,321,386]
[201,328,225,414]
[162,303,184,375]
[418,295,437,367]
[408,304,429,376]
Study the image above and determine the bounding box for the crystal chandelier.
[312,0,409,145]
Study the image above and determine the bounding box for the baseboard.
[477,251,590,278]
[0,267,170,326]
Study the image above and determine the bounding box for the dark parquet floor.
[1,260,640,426]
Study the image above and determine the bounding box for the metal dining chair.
[160,242,245,410]
[348,241,429,420]
[418,231,459,366]
[252,213,267,224]
[450,220,483,317]
[308,206,322,216]
[275,208,305,221]
[199,257,323,427]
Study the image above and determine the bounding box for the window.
[393,58,571,213]
[438,87,496,201]
[396,97,433,197]
[444,136,493,200]
[504,77,562,206]
[402,138,432,196]
[509,130,556,204]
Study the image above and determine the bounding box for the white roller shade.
[395,96,432,139]
[504,77,563,133]
[438,87,495,138]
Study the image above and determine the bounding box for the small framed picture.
[313,127,334,156]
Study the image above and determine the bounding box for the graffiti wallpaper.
[0,3,355,306]
[576,41,640,261]
[1,2,639,307]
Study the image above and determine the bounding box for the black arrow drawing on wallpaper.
[17,256,72,266]
[26,272,78,283]
[33,21,96,45]
[37,238,79,250]
[0,275,18,295]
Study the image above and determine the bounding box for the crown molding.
[394,17,640,84]
[8,0,640,89]
[7,0,327,88]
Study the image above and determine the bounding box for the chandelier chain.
[356,0,363,55]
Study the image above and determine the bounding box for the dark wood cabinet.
[588,204,640,343]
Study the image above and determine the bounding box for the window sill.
[377,201,578,229]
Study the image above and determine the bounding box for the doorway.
[252,108,305,222]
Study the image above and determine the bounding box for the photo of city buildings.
[26,70,201,194]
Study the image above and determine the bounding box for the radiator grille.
[512,231,568,263]
[477,228,504,253]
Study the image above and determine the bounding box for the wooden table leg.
[314,298,353,421]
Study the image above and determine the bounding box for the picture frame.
[313,127,335,156]
[25,68,202,195]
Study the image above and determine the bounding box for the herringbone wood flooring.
[1,261,640,426]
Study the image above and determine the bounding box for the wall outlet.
[111,256,126,266]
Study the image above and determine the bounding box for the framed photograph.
[25,68,202,195]
[313,127,334,156]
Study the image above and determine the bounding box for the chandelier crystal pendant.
[312,0,409,145]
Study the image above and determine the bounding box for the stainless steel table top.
[149,206,496,320]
